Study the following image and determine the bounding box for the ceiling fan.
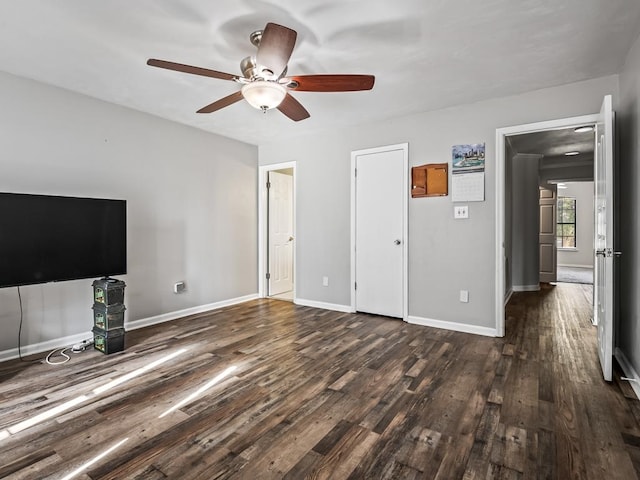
[147,22,375,122]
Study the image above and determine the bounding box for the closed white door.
[539,186,557,283]
[355,147,405,318]
[594,95,616,381]
[268,171,294,296]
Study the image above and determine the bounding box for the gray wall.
[619,32,640,377]
[510,154,542,289]
[0,71,258,353]
[260,75,618,330]
[557,181,594,268]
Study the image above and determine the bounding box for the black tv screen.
[0,193,127,288]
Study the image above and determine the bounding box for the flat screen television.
[0,192,127,288]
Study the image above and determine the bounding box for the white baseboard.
[512,284,540,292]
[0,331,92,363]
[504,289,514,306]
[294,298,353,313]
[558,263,593,269]
[615,347,640,400]
[407,315,498,337]
[126,293,258,331]
[0,293,258,362]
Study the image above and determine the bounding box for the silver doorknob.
[288,236,294,242]
[596,249,606,257]
[394,239,401,245]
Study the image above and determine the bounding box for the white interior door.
[268,171,293,296]
[355,148,405,318]
[539,186,557,283]
[594,94,615,381]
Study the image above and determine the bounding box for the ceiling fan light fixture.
[241,81,286,111]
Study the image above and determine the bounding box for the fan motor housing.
[240,56,257,78]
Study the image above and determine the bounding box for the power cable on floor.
[17,286,92,365]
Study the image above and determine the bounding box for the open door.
[539,186,557,283]
[268,170,294,297]
[594,95,616,381]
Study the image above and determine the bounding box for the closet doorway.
[259,162,296,301]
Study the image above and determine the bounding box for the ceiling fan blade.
[289,74,375,92]
[147,59,239,82]
[197,91,244,114]
[277,93,310,122]
[256,23,297,78]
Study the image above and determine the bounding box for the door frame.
[350,143,409,319]
[495,114,598,336]
[258,161,296,299]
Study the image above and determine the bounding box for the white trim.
[0,294,258,362]
[407,315,498,337]
[558,263,593,269]
[350,143,409,320]
[504,289,513,306]
[258,161,297,299]
[512,285,541,292]
[496,113,599,338]
[0,331,93,362]
[294,298,353,313]
[615,347,640,400]
[126,293,258,331]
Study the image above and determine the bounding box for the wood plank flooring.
[1,282,639,479]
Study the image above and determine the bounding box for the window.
[557,197,576,248]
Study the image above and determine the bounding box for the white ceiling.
[1,1,639,146]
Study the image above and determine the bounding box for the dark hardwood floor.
[1,283,639,479]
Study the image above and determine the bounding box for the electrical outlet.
[454,205,469,219]
[322,276,329,287]
[174,281,186,294]
[459,290,469,303]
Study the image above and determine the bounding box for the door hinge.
[266,272,271,280]
[354,168,357,177]
[354,282,357,290]
[266,181,271,189]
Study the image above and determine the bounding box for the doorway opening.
[258,162,296,301]
[555,181,595,286]
[495,112,599,336]
[506,128,596,294]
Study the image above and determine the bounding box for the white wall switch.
[322,276,329,287]
[459,290,469,303]
[454,205,469,219]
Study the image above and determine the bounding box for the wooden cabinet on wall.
[411,163,448,198]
